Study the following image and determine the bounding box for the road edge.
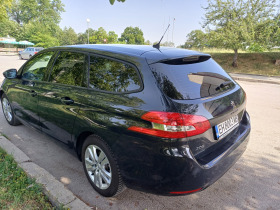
[230,74,280,85]
[0,135,93,210]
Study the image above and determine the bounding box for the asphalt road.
[1,55,280,210]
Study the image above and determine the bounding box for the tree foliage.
[0,0,13,21]
[161,41,175,47]
[59,27,78,46]
[77,28,95,44]
[109,0,126,5]
[185,30,207,49]
[30,32,59,48]
[89,27,108,44]
[203,0,278,67]
[8,0,64,25]
[108,31,118,43]
[119,27,144,45]
[88,27,122,44]
[0,0,64,47]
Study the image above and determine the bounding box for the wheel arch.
[75,131,95,160]
[0,90,4,99]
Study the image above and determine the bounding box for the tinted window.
[150,58,235,100]
[50,51,87,87]
[89,56,141,92]
[22,51,54,81]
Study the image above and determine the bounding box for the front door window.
[21,51,54,81]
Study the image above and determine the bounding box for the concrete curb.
[0,135,93,210]
[230,74,280,85]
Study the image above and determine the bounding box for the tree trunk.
[232,49,238,67]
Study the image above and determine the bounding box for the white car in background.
[19,47,44,60]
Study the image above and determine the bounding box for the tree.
[0,20,23,39]
[109,0,125,5]
[0,0,13,21]
[119,27,144,45]
[8,0,64,25]
[78,28,95,44]
[144,40,151,45]
[89,27,108,44]
[185,30,207,49]
[107,31,118,43]
[30,32,59,48]
[0,0,64,48]
[59,27,78,46]
[161,41,175,47]
[271,15,280,47]
[203,0,277,67]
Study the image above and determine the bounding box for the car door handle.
[30,90,37,97]
[60,97,74,105]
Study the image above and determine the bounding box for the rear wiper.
[215,81,233,91]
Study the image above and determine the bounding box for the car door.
[29,48,34,58]
[9,51,56,129]
[37,51,88,145]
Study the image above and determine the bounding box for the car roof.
[49,44,209,64]
[26,47,43,49]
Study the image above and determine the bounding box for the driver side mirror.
[3,69,17,79]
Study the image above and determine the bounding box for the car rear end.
[126,51,250,195]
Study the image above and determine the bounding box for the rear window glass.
[149,58,235,100]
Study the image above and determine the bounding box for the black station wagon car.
[1,45,251,197]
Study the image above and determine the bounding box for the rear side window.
[49,51,87,87]
[89,55,141,93]
[150,58,235,100]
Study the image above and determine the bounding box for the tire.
[1,94,21,126]
[19,55,23,60]
[29,54,32,59]
[82,135,124,197]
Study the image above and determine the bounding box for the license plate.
[215,115,239,140]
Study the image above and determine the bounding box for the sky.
[59,0,208,46]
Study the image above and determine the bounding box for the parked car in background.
[1,44,251,197]
[19,47,44,60]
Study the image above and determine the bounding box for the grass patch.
[209,52,280,76]
[187,48,280,76]
[0,147,56,209]
[0,133,10,140]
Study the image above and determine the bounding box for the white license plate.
[215,115,239,140]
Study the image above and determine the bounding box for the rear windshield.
[149,58,235,100]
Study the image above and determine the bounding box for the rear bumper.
[117,122,250,195]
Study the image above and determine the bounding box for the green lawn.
[188,48,280,76]
[0,147,55,209]
[211,52,280,76]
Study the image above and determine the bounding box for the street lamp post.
[86,18,90,44]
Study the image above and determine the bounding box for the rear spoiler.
[158,55,211,65]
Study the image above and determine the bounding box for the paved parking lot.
[1,55,280,209]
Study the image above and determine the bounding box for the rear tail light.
[34,52,38,54]
[128,111,210,138]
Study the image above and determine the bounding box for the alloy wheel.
[2,98,12,122]
[84,145,112,190]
